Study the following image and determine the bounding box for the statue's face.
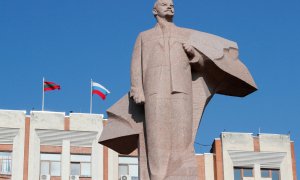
[153,0,174,19]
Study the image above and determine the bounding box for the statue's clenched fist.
[183,43,205,66]
[183,43,196,57]
[130,90,145,104]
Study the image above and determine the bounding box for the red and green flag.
[42,78,61,111]
[44,81,61,91]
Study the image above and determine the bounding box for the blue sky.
[0,0,299,174]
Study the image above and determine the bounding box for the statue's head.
[153,0,174,22]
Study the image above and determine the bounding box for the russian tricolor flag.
[92,81,110,100]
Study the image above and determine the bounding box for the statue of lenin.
[99,0,257,180]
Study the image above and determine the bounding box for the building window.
[70,154,91,177]
[40,153,61,176]
[119,164,129,177]
[119,156,139,180]
[234,167,253,180]
[261,168,280,180]
[0,152,12,175]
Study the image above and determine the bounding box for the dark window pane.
[261,169,270,177]
[234,168,241,180]
[243,168,253,177]
[272,170,280,180]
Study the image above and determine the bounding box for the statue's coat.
[99,27,257,179]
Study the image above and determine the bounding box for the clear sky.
[1,0,299,174]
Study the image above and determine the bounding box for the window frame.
[260,168,281,180]
[234,167,254,180]
[118,156,139,179]
[70,154,92,177]
[0,151,12,176]
[242,167,254,177]
[40,153,62,177]
[118,163,129,176]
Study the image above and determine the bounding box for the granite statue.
[99,0,257,179]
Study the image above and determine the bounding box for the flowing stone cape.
[99,28,257,156]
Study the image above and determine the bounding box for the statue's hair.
[153,1,159,13]
[153,1,159,17]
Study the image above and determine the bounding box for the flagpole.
[42,77,45,111]
[90,79,93,114]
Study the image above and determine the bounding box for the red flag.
[44,81,61,91]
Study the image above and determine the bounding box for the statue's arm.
[130,34,145,104]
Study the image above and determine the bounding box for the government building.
[0,110,297,180]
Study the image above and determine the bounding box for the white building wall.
[61,140,71,180]
[69,113,104,180]
[69,113,103,132]
[0,110,26,180]
[108,149,119,180]
[27,111,104,180]
[28,111,65,180]
[259,134,293,180]
[2,110,294,180]
[221,132,294,180]
[92,140,104,180]
[12,131,25,180]
[253,164,261,180]
[30,111,65,130]
[204,153,215,180]
[222,133,254,180]
[28,129,41,180]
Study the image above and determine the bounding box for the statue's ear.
[152,8,158,16]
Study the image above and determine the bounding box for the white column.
[92,140,104,180]
[28,131,41,180]
[0,111,26,180]
[108,149,119,180]
[204,154,215,180]
[11,129,25,180]
[254,164,260,180]
[280,155,293,180]
[61,140,70,180]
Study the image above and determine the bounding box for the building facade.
[198,132,298,180]
[0,110,118,180]
[0,109,297,180]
